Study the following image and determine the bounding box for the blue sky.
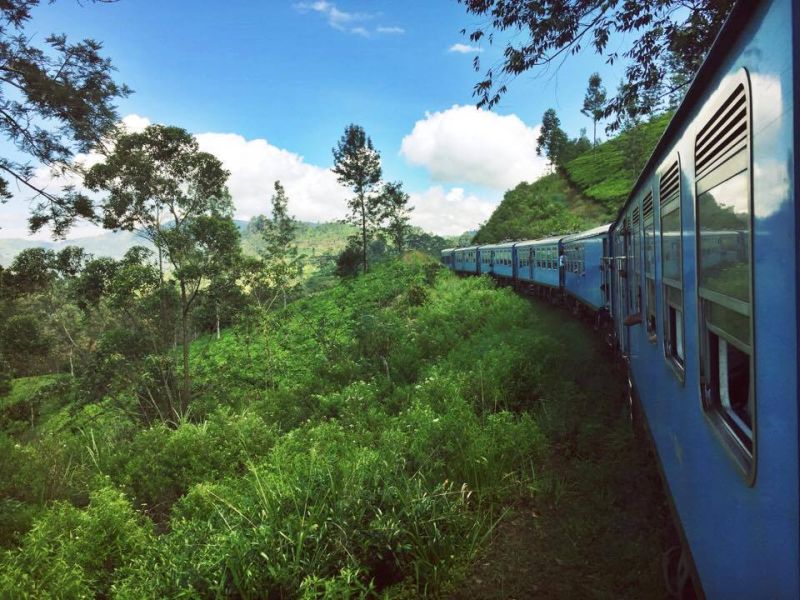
[0,0,631,238]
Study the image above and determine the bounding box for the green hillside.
[240,220,355,260]
[474,112,672,244]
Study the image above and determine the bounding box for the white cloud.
[0,114,352,240]
[376,26,405,35]
[293,2,403,37]
[448,43,482,54]
[194,132,349,223]
[409,186,497,236]
[400,105,548,191]
[2,112,499,242]
[294,1,368,30]
[121,113,151,133]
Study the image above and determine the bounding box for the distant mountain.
[0,230,155,267]
[1,218,469,267]
[0,220,351,267]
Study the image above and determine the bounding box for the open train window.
[660,160,684,376]
[695,74,755,479]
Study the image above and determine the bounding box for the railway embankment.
[1,255,670,597]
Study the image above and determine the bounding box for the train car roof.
[477,242,516,250]
[440,248,455,253]
[561,224,612,244]
[514,235,564,248]
[612,0,759,229]
[454,245,479,251]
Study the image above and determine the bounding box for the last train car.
[440,248,455,269]
[610,0,799,596]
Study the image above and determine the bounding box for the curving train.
[442,0,798,596]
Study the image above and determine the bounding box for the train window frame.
[643,192,657,342]
[660,157,686,381]
[693,70,756,484]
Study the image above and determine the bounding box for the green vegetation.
[474,112,673,243]
[0,257,667,597]
[564,112,673,209]
[474,174,606,244]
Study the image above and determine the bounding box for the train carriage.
[609,0,798,596]
[453,246,480,274]
[439,248,455,269]
[477,243,516,280]
[515,236,561,289]
[561,224,612,312]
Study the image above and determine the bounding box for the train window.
[660,160,684,373]
[695,76,754,476]
[630,207,641,314]
[643,192,656,340]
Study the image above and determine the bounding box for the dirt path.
[451,303,673,599]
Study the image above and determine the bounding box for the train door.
[528,248,534,280]
[617,219,630,354]
[602,238,611,308]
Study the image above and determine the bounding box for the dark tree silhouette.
[332,124,383,274]
[457,0,734,128]
[379,181,412,254]
[581,73,607,145]
[0,1,130,236]
[536,109,568,167]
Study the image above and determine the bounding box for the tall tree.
[457,0,734,128]
[257,181,302,308]
[55,246,89,278]
[581,73,607,146]
[84,125,232,414]
[6,248,56,295]
[0,1,130,237]
[332,124,383,274]
[536,109,568,168]
[379,181,412,254]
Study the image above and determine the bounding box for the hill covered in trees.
[474,112,672,243]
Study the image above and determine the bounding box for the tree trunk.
[157,244,170,350]
[593,118,597,146]
[361,195,368,274]
[215,302,220,340]
[180,282,190,415]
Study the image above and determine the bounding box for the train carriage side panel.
[478,243,514,279]
[562,225,611,310]
[617,0,798,596]
[525,236,562,288]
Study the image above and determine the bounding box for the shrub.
[0,487,150,599]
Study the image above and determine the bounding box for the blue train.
[442,0,798,596]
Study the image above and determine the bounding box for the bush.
[115,409,276,517]
[0,487,150,599]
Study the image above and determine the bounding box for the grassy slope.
[474,112,673,244]
[0,257,668,597]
